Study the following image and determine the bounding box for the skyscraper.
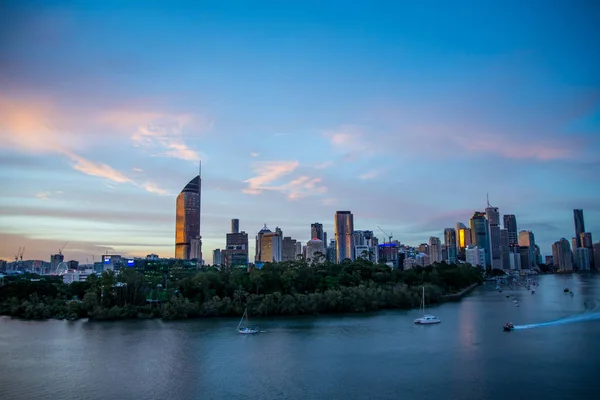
[503,214,518,245]
[311,222,324,241]
[552,238,572,272]
[500,229,510,270]
[470,212,491,267]
[255,225,283,263]
[518,230,536,269]
[429,236,443,263]
[225,218,249,268]
[574,209,585,248]
[456,222,471,261]
[486,206,502,270]
[444,228,457,264]
[175,175,201,260]
[335,211,354,262]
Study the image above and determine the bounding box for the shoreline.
[441,283,479,301]
[1,283,482,323]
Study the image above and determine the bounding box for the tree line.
[0,259,483,321]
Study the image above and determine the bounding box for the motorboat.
[414,287,441,324]
[503,323,514,332]
[564,288,569,292]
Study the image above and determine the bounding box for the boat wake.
[513,312,600,330]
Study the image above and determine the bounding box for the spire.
[486,193,490,208]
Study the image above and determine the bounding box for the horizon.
[1,1,599,264]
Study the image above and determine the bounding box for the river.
[1,274,599,400]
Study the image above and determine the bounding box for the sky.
[1,0,599,264]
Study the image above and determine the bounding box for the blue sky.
[1,0,599,264]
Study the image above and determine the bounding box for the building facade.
[335,211,354,262]
[444,228,457,264]
[175,175,201,260]
[470,212,491,267]
[486,206,502,270]
[573,209,585,248]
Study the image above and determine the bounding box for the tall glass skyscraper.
[574,209,585,248]
[470,212,491,267]
[335,211,354,262]
[503,214,518,245]
[175,175,201,260]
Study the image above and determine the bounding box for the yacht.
[414,287,441,324]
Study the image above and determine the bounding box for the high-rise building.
[311,223,324,242]
[518,230,536,269]
[470,212,491,267]
[175,175,201,260]
[334,211,354,262]
[256,225,283,263]
[225,219,249,268]
[352,230,378,262]
[575,248,591,271]
[580,232,594,269]
[500,229,510,270]
[213,249,223,266]
[456,223,471,261]
[486,206,502,270]
[50,253,64,272]
[593,242,600,271]
[326,240,336,263]
[429,237,443,263]
[282,237,298,262]
[552,238,572,272]
[306,238,326,263]
[503,214,518,245]
[574,209,585,248]
[231,219,240,234]
[444,228,457,264]
[466,246,486,267]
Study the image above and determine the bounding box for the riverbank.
[441,283,479,301]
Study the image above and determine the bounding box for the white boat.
[414,287,441,324]
[237,308,260,334]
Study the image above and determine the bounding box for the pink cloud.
[323,125,376,160]
[243,161,327,200]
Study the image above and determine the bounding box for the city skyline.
[1,1,599,264]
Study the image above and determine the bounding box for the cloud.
[359,170,382,180]
[133,167,143,172]
[63,150,132,183]
[35,191,51,200]
[323,125,376,161]
[142,182,170,196]
[243,161,299,195]
[313,161,334,169]
[322,198,337,205]
[250,152,259,157]
[243,161,327,200]
[112,111,210,162]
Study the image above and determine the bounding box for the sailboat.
[238,308,260,334]
[414,287,441,324]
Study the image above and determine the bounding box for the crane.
[20,247,25,261]
[15,246,21,262]
[377,226,393,244]
[59,242,68,256]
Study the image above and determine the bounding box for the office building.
[335,211,354,262]
[213,249,223,266]
[466,246,486,267]
[486,206,502,270]
[573,209,585,248]
[444,228,457,264]
[306,238,326,263]
[175,175,201,260]
[282,237,298,262]
[256,225,283,263]
[575,248,591,271]
[500,229,510,270]
[224,219,249,268]
[429,237,443,263]
[552,238,572,272]
[470,212,491,267]
[580,232,594,269]
[518,230,537,269]
[311,223,325,242]
[503,214,518,245]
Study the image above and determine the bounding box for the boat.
[237,308,260,334]
[414,287,441,324]
[503,322,514,332]
[564,288,569,292]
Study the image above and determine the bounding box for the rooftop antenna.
[486,193,490,208]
